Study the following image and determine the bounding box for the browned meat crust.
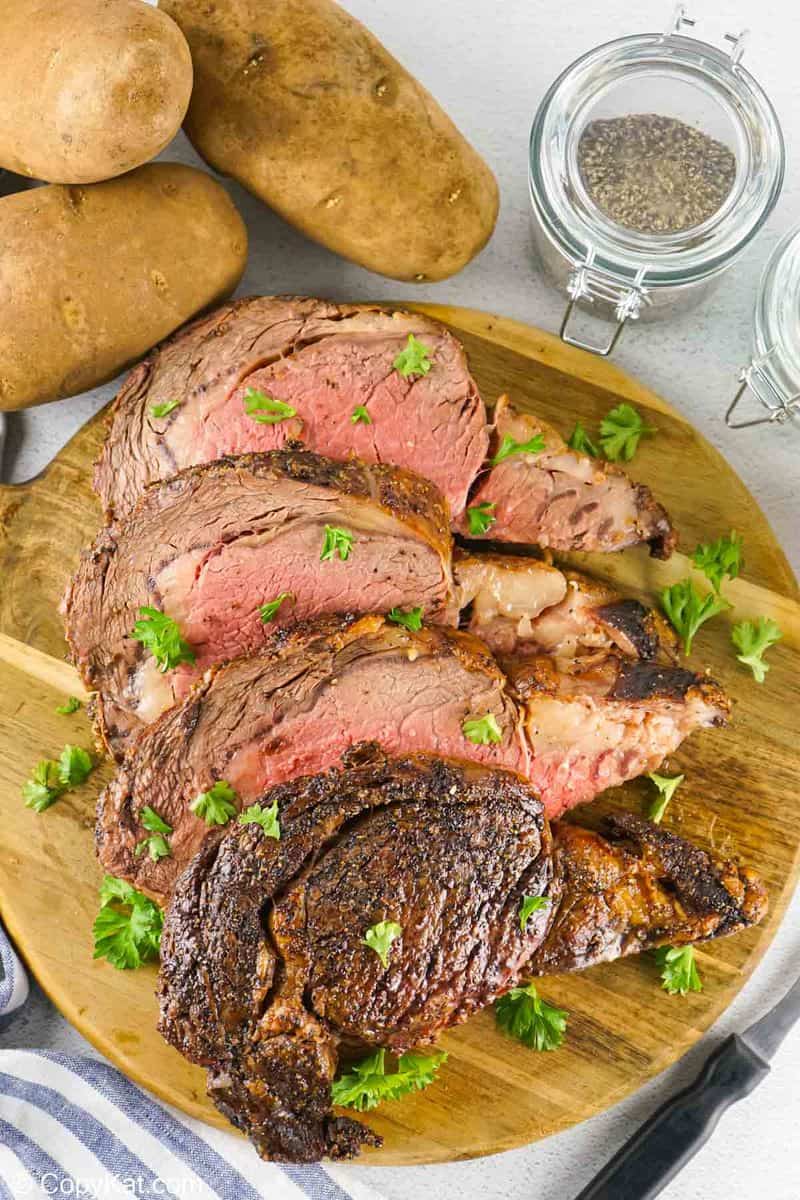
[65,448,454,755]
[158,749,766,1163]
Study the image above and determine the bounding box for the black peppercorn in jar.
[528,8,784,356]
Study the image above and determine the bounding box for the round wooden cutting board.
[0,305,798,1166]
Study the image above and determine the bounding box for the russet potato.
[160,0,499,282]
[0,163,247,410]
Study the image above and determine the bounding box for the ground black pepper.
[577,113,737,234]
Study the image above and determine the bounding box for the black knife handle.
[574,1034,770,1200]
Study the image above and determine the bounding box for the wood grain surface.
[0,305,798,1165]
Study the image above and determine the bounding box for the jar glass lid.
[529,20,784,287]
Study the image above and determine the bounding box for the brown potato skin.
[0,163,247,410]
[0,0,193,185]
[160,0,499,282]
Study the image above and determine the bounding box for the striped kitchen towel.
[0,928,379,1200]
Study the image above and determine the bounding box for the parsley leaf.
[332,1047,447,1112]
[660,580,731,655]
[654,945,702,996]
[462,713,502,745]
[491,433,546,466]
[22,760,65,812]
[58,744,93,787]
[92,875,163,970]
[731,617,782,684]
[56,697,81,716]
[242,387,297,424]
[363,920,402,968]
[351,405,372,425]
[647,773,684,823]
[238,800,281,839]
[320,526,354,562]
[149,398,180,419]
[692,531,743,594]
[519,895,550,932]
[259,592,292,624]
[495,982,568,1051]
[131,607,195,673]
[393,334,434,379]
[190,780,238,826]
[387,606,423,632]
[599,403,656,462]
[135,806,173,862]
[466,501,496,536]
[567,421,599,457]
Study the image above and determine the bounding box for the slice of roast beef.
[454,550,677,661]
[94,296,488,519]
[458,396,676,557]
[157,747,767,1162]
[96,616,529,903]
[65,449,454,758]
[509,655,731,818]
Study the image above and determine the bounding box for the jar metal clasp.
[560,254,650,357]
[726,350,800,429]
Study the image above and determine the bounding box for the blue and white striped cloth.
[0,927,379,1200]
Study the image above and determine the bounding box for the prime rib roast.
[93,296,676,559]
[158,747,767,1163]
[94,297,488,521]
[65,449,454,757]
[458,395,677,558]
[96,613,729,901]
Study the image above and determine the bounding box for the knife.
[573,972,800,1200]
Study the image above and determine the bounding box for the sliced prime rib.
[158,747,767,1162]
[454,550,678,661]
[65,449,453,758]
[458,395,677,558]
[94,296,488,519]
[96,615,528,902]
[509,655,730,818]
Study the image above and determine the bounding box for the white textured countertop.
[2,1,799,1197]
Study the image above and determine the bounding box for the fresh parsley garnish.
[320,525,353,562]
[692,531,743,594]
[22,760,65,813]
[731,617,782,684]
[58,744,93,787]
[393,334,434,379]
[351,405,372,425]
[567,421,599,457]
[647,773,684,824]
[149,398,180,419]
[654,945,702,996]
[190,780,238,826]
[660,580,731,655]
[495,982,568,1051]
[599,403,656,462]
[332,1047,447,1112]
[519,895,549,932]
[134,806,172,862]
[363,920,402,969]
[466,501,496,536]
[238,800,280,839]
[55,697,81,716]
[491,433,546,466]
[92,875,163,971]
[259,592,291,624]
[242,387,297,424]
[387,607,423,632]
[131,607,195,673]
[462,713,502,745]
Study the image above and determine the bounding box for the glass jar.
[727,224,800,429]
[528,7,785,355]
